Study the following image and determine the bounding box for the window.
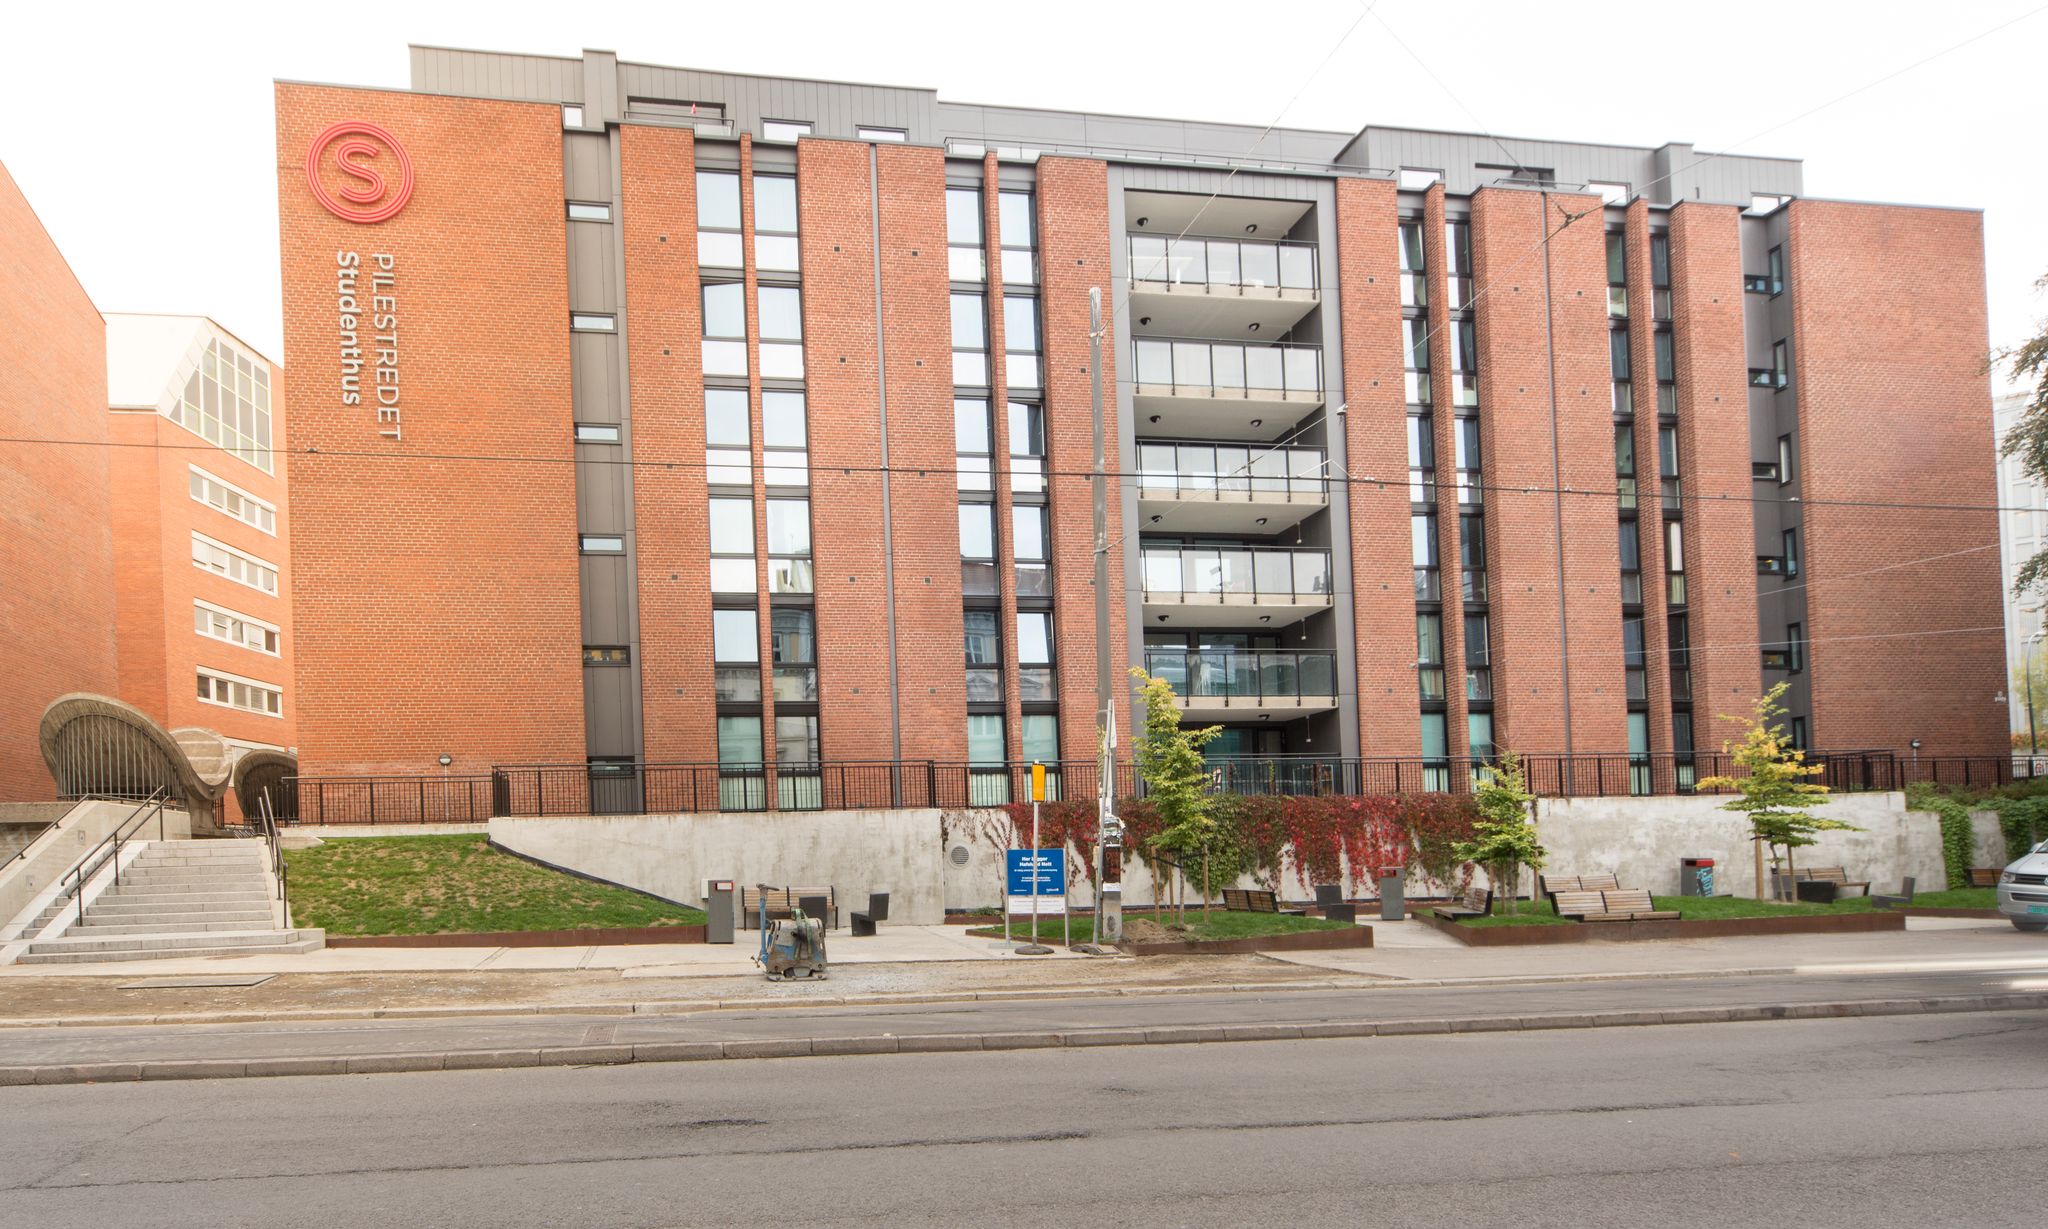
[1398,168,1442,191]
[1465,613,1491,700]
[1606,231,1628,318]
[1021,714,1058,765]
[194,600,278,655]
[576,423,622,444]
[697,171,743,268]
[960,503,997,595]
[998,191,1037,284]
[858,126,906,142]
[718,715,763,763]
[567,201,611,222]
[196,668,282,717]
[1668,613,1692,700]
[1748,194,1789,217]
[1767,245,1785,296]
[1013,504,1050,598]
[709,497,756,593]
[1398,220,1427,308]
[584,646,630,665]
[1650,234,1671,320]
[951,293,988,385]
[571,313,616,332]
[771,608,817,702]
[1450,319,1478,407]
[702,282,748,377]
[1653,332,1676,416]
[705,388,751,485]
[1762,340,1789,389]
[166,337,272,473]
[1018,611,1055,701]
[1444,220,1472,310]
[1413,513,1440,601]
[964,610,1002,702]
[775,715,820,766]
[967,714,1006,763]
[1615,423,1637,511]
[1659,424,1681,512]
[1008,401,1045,493]
[1623,616,1647,701]
[754,175,800,273]
[1003,295,1041,390]
[1790,716,1807,750]
[1673,710,1695,757]
[714,608,761,703]
[188,467,275,535]
[954,398,992,491]
[579,534,624,554]
[1752,460,1780,481]
[762,119,811,142]
[1591,181,1630,206]
[1762,647,1791,671]
[1665,519,1686,606]
[1403,316,1433,406]
[1618,519,1642,606]
[766,498,813,593]
[1460,513,1487,603]
[946,188,984,282]
[763,391,809,487]
[191,532,278,594]
[758,285,804,379]
[1468,712,1496,762]
[1453,416,1482,505]
[1610,329,1633,415]
[1778,435,1794,486]
[1407,413,1436,503]
[1783,528,1800,579]
[563,105,584,129]
[1416,613,1445,701]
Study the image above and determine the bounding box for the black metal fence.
[282,749,2043,823]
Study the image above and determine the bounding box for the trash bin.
[1679,858,1715,898]
[706,879,736,944]
[1378,872,1406,921]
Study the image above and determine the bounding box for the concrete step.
[71,918,280,935]
[89,895,274,911]
[79,906,277,923]
[116,867,266,880]
[17,933,326,965]
[26,928,318,955]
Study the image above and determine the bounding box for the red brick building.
[273,47,2008,800]
[0,163,118,800]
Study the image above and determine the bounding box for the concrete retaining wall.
[488,809,947,924]
[0,800,192,934]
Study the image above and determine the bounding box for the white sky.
[3,0,2042,391]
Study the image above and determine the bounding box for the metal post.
[1089,287,1122,945]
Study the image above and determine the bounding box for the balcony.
[1131,338,1324,441]
[1140,544,1332,628]
[1137,441,1328,533]
[1143,649,1339,722]
[1127,235,1320,337]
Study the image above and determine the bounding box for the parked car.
[2000,841,2048,931]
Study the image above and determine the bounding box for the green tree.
[1128,668,1223,919]
[1697,683,1855,899]
[1452,751,1545,915]
[2012,654,2048,750]
[1998,272,2048,596]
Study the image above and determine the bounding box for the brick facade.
[1788,200,2006,754]
[0,162,116,800]
[277,83,585,776]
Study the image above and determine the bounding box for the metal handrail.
[1127,235,1319,293]
[257,792,288,923]
[1142,649,1339,703]
[1140,544,1334,602]
[55,790,167,927]
[1131,337,1324,399]
[1136,441,1328,501]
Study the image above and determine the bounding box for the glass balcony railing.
[1128,235,1319,293]
[1142,649,1337,704]
[1141,545,1332,603]
[1132,338,1323,400]
[1136,442,1327,502]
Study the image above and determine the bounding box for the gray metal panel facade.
[580,555,632,645]
[1350,127,1801,207]
[584,665,635,755]
[570,333,621,423]
[563,133,611,199]
[410,46,583,103]
[567,222,618,312]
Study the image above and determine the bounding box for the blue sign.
[1006,849,1066,896]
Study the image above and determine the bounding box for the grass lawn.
[284,834,705,936]
[970,909,1355,945]
[1905,888,1998,910]
[1456,894,1884,928]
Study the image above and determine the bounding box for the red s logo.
[306,121,414,223]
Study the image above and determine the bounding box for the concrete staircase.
[17,840,323,964]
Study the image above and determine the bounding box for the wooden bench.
[1794,866,1869,903]
[1541,873,1620,904]
[1554,888,1680,923]
[741,885,839,931]
[1970,868,2002,889]
[1432,885,1493,920]
[1222,888,1281,914]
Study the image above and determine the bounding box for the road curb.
[2,992,2041,1087]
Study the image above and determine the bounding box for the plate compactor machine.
[754,887,829,980]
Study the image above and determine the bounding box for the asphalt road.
[0,963,2044,1067]
[4,1010,2045,1228]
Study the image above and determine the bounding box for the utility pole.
[1090,287,1123,943]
